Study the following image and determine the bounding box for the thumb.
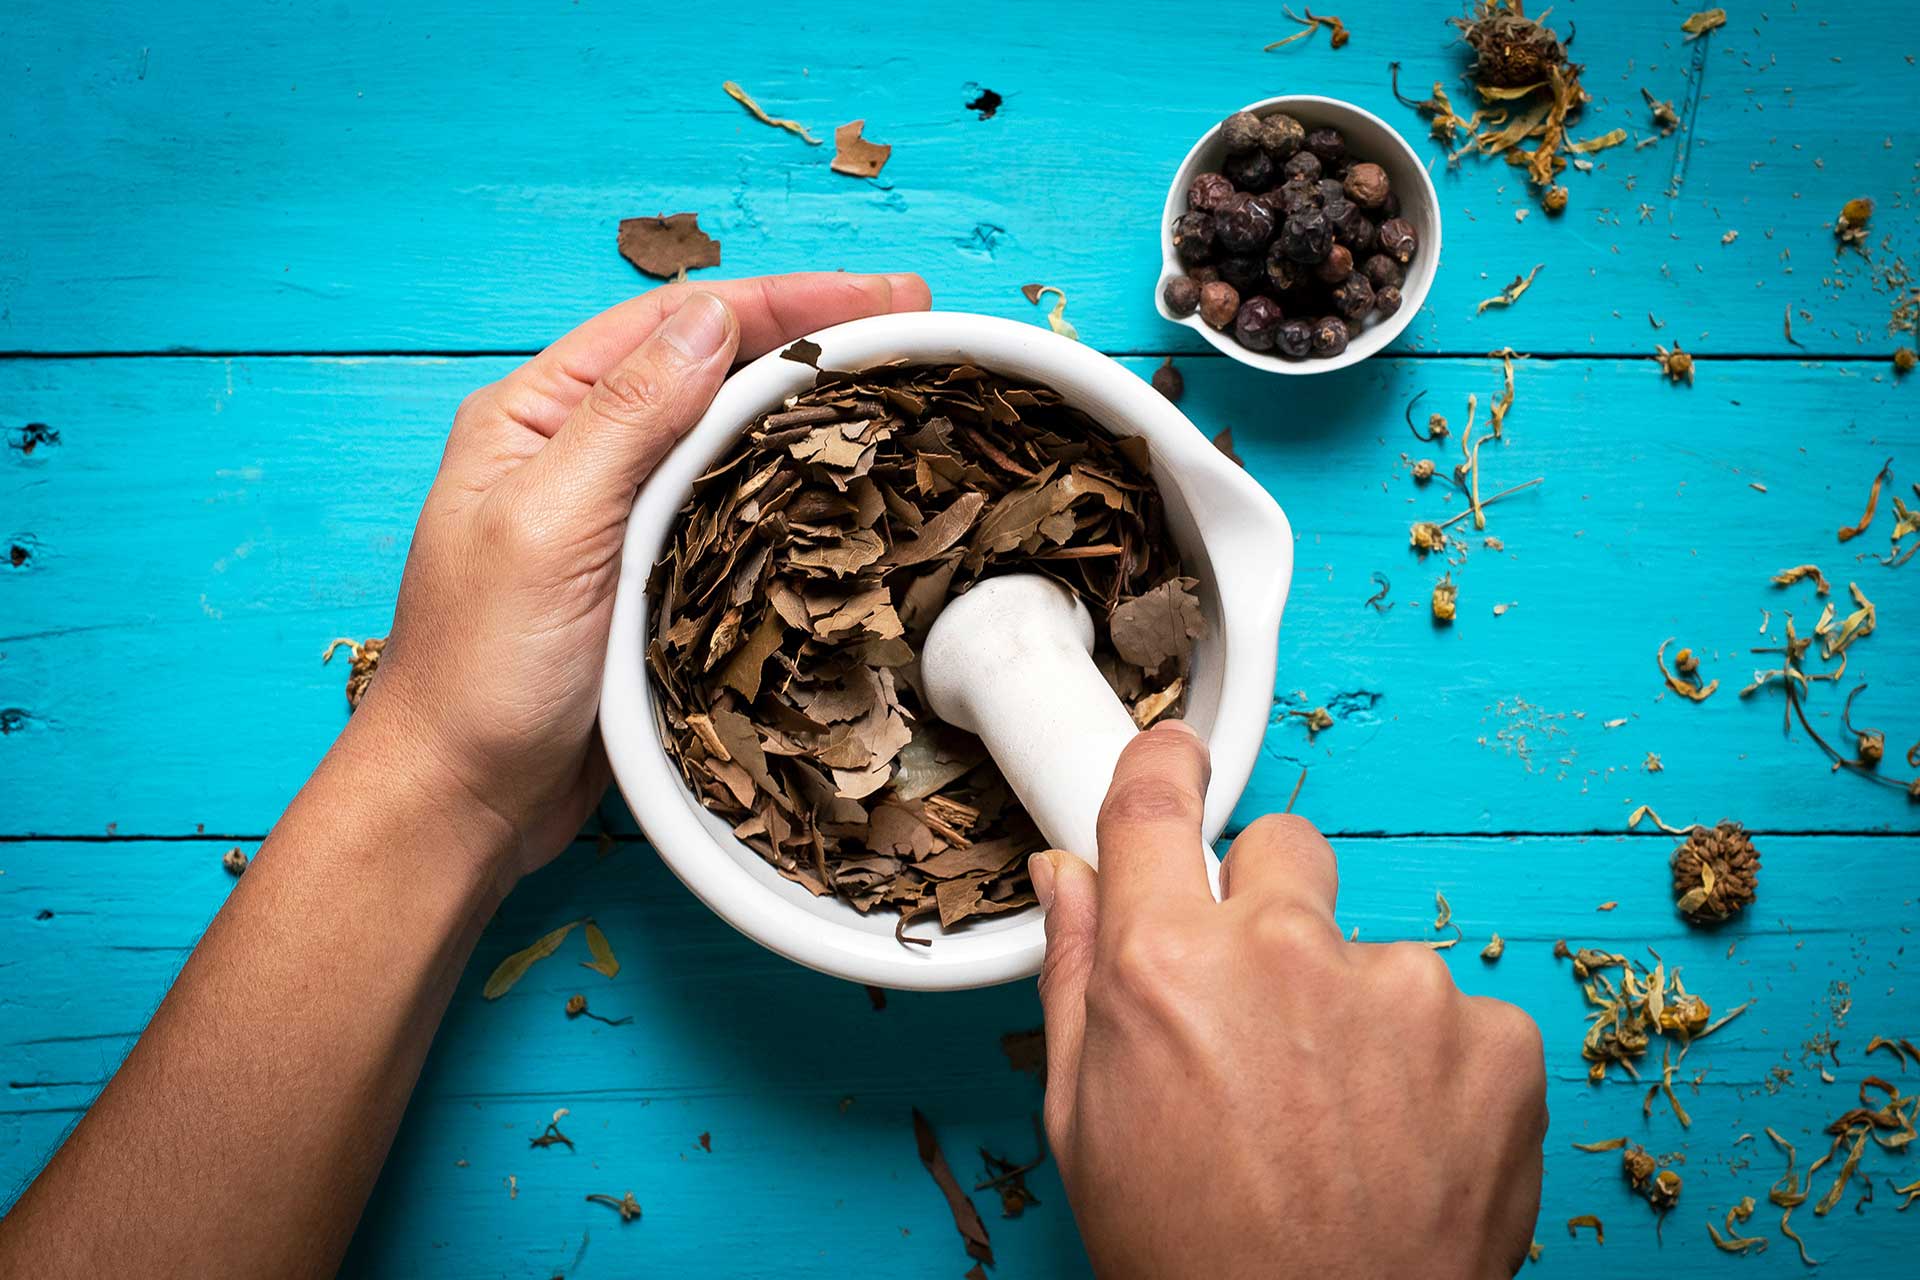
[1033,848,1098,1141]
[532,291,740,509]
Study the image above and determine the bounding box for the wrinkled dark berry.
[1374,285,1404,317]
[1217,254,1267,295]
[1281,209,1333,263]
[1224,147,1277,193]
[1188,171,1237,213]
[1324,198,1372,250]
[1310,314,1350,358]
[1198,280,1240,330]
[1381,189,1402,218]
[1342,162,1391,209]
[1316,178,1348,206]
[1276,318,1314,358]
[1361,253,1404,290]
[1305,127,1347,169]
[1234,295,1287,350]
[1274,176,1321,216]
[1215,194,1277,252]
[1378,217,1419,264]
[1282,150,1322,183]
[1172,211,1216,265]
[1259,112,1306,159]
[1189,264,1222,284]
[1220,110,1265,154]
[1315,242,1354,284]
[1162,275,1202,317]
[1331,271,1375,321]
[1265,244,1309,294]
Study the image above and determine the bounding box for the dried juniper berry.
[1361,253,1404,290]
[1188,264,1222,285]
[1280,208,1333,263]
[1172,211,1216,265]
[1162,275,1202,318]
[1342,162,1391,209]
[1215,194,1276,253]
[1187,171,1237,213]
[1233,296,1286,350]
[1216,254,1267,295]
[1282,150,1322,183]
[1316,178,1348,206]
[1265,245,1310,294]
[1378,217,1419,265]
[1380,188,1402,219]
[1220,110,1265,154]
[1198,280,1240,330]
[1276,318,1313,358]
[1324,198,1372,249]
[1310,314,1350,358]
[1331,272,1375,321]
[1314,242,1354,284]
[1374,284,1404,317]
[1274,176,1321,216]
[1304,127,1347,170]
[1224,147,1277,193]
[1259,112,1306,159]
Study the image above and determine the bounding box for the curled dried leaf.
[1837,458,1893,542]
[1022,284,1080,341]
[1772,564,1830,595]
[322,635,386,710]
[484,920,581,1000]
[1566,1215,1604,1243]
[618,214,721,280]
[1476,264,1544,314]
[722,80,822,144]
[1657,638,1718,702]
[581,920,620,978]
[1681,9,1727,37]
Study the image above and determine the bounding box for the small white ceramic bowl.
[601,312,1292,990]
[1156,94,1441,375]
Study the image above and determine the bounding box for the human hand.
[1032,722,1547,1279]
[349,272,931,886]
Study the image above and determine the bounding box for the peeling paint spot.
[35,909,53,921]
[9,423,59,455]
[0,707,38,735]
[963,84,1002,120]
[952,222,1009,260]
[7,543,27,568]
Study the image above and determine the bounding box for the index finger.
[495,272,932,436]
[1093,721,1215,928]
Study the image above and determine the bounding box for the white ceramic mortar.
[1156,95,1442,374]
[601,312,1292,989]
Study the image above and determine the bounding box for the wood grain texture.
[4,354,1915,836]
[3,835,1913,1277]
[2,0,1916,356]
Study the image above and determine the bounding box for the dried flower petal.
[1681,9,1727,38]
[722,80,822,144]
[1476,264,1543,314]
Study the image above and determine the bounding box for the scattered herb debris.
[322,636,385,710]
[913,1108,993,1267]
[530,1108,574,1151]
[580,921,620,978]
[975,1115,1048,1218]
[618,214,721,280]
[1773,564,1831,596]
[1566,1215,1604,1244]
[964,86,1002,120]
[221,846,249,876]
[1210,427,1243,467]
[485,919,598,999]
[1657,638,1718,702]
[1482,933,1506,961]
[865,984,888,1012]
[1001,1027,1047,1083]
[565,993,632,1026]
[1265,5,1350,51]
[1895,347,1917,376]
[830,120,892,178]
[1365,571,1392,612]
[1655,343,1694,384]
[646,361,1195,937]
[1556,941,1751,1083]
[1476,265,1543,314]
[1836,458,1893,542]
[1152,357,1184,402]
[722,80,821,145]
[1680,9,1727,38]
[1642,87,1679,137]
[585,1191,642,1223]
[1835,197,1873,249]
[1431,573,1458,624]
[1706,1195,1769,1254]
[1021,283,1079,341]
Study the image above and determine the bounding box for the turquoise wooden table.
[5,1,1917,1274]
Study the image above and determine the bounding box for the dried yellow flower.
[1431,574,1458,624]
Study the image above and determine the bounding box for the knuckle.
[1099,775,1202,829]
[1241,812,1320,848]
[1096,924,1190,1000]
[477,496,545,558]
[1382,941,1457,1003]
[455,384,497,423]
[587,360,671,424]
[1483,999,1546,1062]
[1249,907,1328,961]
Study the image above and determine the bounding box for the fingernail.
[1028,851,1057,912]
[883,272,923,299]
[660,292,731,359]
[1158,719,1201,738]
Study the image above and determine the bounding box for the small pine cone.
[1671,821,1760,924]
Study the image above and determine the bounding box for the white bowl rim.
[1155,93,1442,375]
[600,312,1291,990]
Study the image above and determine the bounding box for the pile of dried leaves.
[1392,1,1627,212]
[647,358,1196,939]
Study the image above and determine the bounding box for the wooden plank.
[4,354,1915,836]
[1,1,1915,356]
[3,834,1913,1278]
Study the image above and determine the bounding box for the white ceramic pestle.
[602,311,1292,990]
[920,573,1138,865]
